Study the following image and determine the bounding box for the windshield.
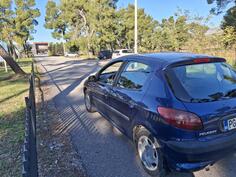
[166,62,236,102]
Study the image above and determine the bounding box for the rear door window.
[117,62,151,90]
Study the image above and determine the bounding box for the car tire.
[84,90,96,113]
[135,127,166,177]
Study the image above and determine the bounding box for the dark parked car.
[83,52,236,177]
[98,50,112,60]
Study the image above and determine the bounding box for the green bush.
[48,42,64,56]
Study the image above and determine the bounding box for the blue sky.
[33,0,229,42]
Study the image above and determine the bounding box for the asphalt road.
[36,56,236,177]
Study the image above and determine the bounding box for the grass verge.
[0,58,32,177]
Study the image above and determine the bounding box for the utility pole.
[134,0,138,54]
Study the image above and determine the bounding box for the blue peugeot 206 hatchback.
[83,52,236,177]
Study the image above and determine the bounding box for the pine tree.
[0,0,40,74]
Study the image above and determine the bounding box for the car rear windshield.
[166,62,236,102]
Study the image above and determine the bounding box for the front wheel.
[84,90,96,113]
[135,127,166,177]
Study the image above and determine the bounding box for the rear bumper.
[167,132,236,154]
[164,132,236,171]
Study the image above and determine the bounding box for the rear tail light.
[193,58,210,63]
[157,107,203,131]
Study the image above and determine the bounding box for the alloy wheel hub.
[138,135,159,171]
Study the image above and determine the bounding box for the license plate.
[223,118,236,131]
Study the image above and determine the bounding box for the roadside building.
[32,42,49,55]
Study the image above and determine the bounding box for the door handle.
[129,103,135,109]
[110,89,116,97]
[105,93,108,99]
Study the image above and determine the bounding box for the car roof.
[113,52,225,68]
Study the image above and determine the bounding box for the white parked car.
[112,49,134,59]
[65,52,79,57]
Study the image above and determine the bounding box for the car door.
[92,61,124,118]
[107,61,152,132]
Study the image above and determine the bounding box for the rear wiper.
[224,89,236,97]
[190,98,213,103]
[208,92,224,100]
[190,91,233,103]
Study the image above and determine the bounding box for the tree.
[0,0,25,74]
[14,0,40,57]
[44,1,66,40]
[48,42,65,56]
[95,1,117,51]
[185,15,210,53]
[221,26,236,47]
[0,0,40,74]
[0,44,25,74]
[206,1,236,48]
[158,17,179,51]
[221,26,236,64]
[45,0,118,55]
[175,15,189,50]
[151,11,190,51]
[0,0,40,58]
[207,0,236,14]
[0,0,18,59]
[115,5,158,52]
[222,6,236,30]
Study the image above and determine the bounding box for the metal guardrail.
[22,63,38,177]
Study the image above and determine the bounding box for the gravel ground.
[36,64,87,177]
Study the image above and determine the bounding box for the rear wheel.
[135,127,166,177]
[84,90,96,113]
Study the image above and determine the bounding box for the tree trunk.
[109,43,114,51]
[13,45,18,60]
[0,44,25,75]
[9,40,18,60]
[7,44,14,58]
[23,43,27,58]
[116,39,121,48]
[87,40,92,58]
[23,41,30,58]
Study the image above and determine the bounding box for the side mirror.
[88,75,97,82]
